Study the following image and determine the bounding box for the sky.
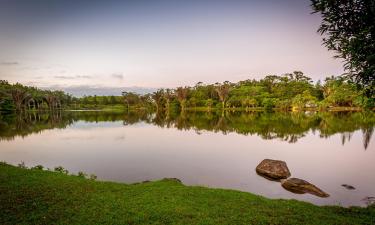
[0,0,344,96]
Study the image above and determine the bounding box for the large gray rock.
[281,178,329,198]
[256,159,291,180]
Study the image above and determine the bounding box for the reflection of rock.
[281,178,329,198]
[342,184,355,190]
[256,159,291,180]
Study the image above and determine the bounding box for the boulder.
[281,178,329,198]
[256,159,291,180]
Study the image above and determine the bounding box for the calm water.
[0,111,374,206]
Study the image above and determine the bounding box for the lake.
[0,110,374,207]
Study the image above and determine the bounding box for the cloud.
[54,75,93,79]
[0,61,19,66]
[111,73,124,79]
[77,75,92,79]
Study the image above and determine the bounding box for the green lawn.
[0,163,374,225]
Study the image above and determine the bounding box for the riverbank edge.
[1,163,374,225]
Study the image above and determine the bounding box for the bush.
[31,165,44,170]
[18,161,27,169]
[54,166,69,174]
[276,99,291,111]
[77,171,87,178]
[89,174,97,180]
[262,98,277,111]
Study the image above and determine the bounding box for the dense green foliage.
[1,110,373,149]
[0,80,72,111]
[143,72,373,111]
[311,0,375,94]
[0,163,374,225]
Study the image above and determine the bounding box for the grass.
[0,163,374,225]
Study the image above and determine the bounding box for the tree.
[215,81,231,109]
[241,97,257,109]
[205,99,213,111]
[110,96,117,105]
[151,89,164,112]
[175,87,189,111]
[262,98,277,111]
[311,0,375,94]
[122,92,140,109]
[322,77,361,107]
[93,95,98,107]
[163,89,173,110]
[102,96,108,105]
[292,90,317,110]
[9,89,30,111]
[82,96,89,105]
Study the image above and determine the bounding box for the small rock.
[281,178,329,198]
[256,159,291,180]
[342,184,355,190]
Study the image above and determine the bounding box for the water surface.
[0,111,374,206]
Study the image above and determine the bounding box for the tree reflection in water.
[0,110,373,150]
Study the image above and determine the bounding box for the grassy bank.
[1,163,374,225]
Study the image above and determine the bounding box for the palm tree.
[122,92,130,110]
[44,94,60,110]
[215,81,231,109]
[163,89,174,111]
[151,89,164,112]
[8,88,30,111]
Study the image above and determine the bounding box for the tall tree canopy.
[311,0,375,94]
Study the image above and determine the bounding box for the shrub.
[89,174,97,180]
[77,171,87,178]
[262,98,277,111]
[31,165,44,170]
[18,161,27,169]
[54,166,69,174]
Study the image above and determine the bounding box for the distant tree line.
[0,80,68,111]
[1,72,374,112]
[124,72,374,112]
[0,80,123,111]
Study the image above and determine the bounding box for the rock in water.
[256,159,291,180]
[281,178,329,198]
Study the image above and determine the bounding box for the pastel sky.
[0,0,344,96]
